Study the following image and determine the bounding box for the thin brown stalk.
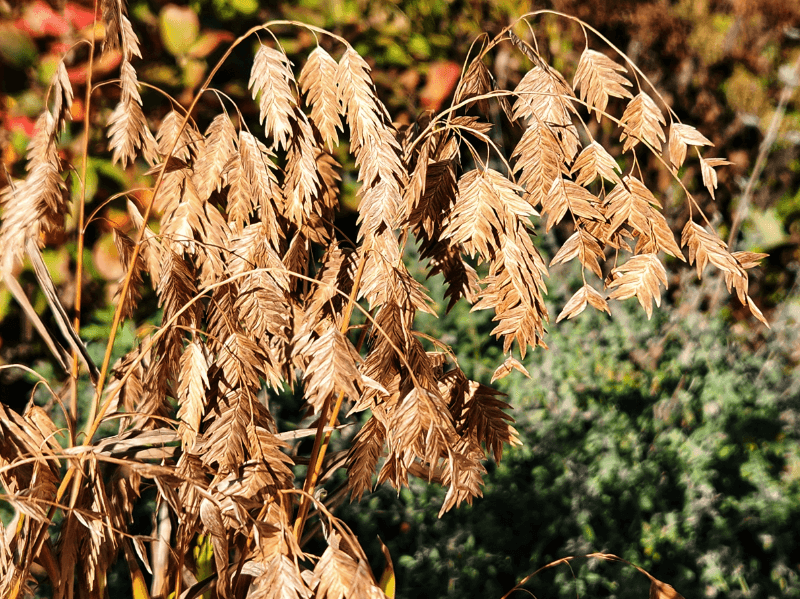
[70,0,99,445]
[19,7,98,590]
[500,552,682,599]
[727,53,800,248]
[294,242,369,540]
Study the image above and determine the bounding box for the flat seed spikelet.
[608,253,668,318]
[669,123,713,169]
[444,168,533,259]
[299,46,343,150]
[619,91,666,153]
[513,64,575,127]
[574,48,633,120]
[250,44,297,151]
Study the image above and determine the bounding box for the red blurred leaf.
[15,1,71,38]
[68,51,121,84]
[71,98,85,122]
[50,42,73,54]
[188,30,235,59]
[421,61,461,112]
[7,116,36,137]
[64,2,97,30]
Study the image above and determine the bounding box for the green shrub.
[343,301,800,599]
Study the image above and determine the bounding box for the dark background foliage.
[342,292,800,599]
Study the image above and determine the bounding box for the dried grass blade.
[2,275,71,373]
[25,238,100,383]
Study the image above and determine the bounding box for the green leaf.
[0,25,36,69]
[159,4,200,57]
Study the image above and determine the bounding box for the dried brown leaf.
[120,15,141,61]
[284,110,322,226]
[52,60,73,133]
[731,250,768,271]
[490,355,530,383]
[512,64,575,127]
[444,168,533,258]
[455,57,493,116]
[571,141,622,187]
[112,228,145,318]
[408,156,453,238]
[0,111,66,272]
[542,178,603,232]
[336,47,405,236]
[680,220,741,279]
[439,442,486,514]
[156,110,202,164]
[304,324,363,414]
[107,74,159,168]
[160,174,206,255]
[176,340,210,447]
[649,575,686,599]
[699,157,731,199]
[681,221,764,322]
[346,416,386,501]
[549,229,605,278]
[473,223,549,357]
[251,554,312,599]
[193,114,237,200]
[225,131,284,246]
[359,230,435,315]
[462,381,521,462]
[250,44,297,150]
[313,531,383,599]
[512,119,565,208]
[422,240,481,311]
[604,176,683,259]
[100,0,123,52]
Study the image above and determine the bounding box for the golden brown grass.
[0,3,766,598]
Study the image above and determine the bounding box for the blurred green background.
[1,0,799,597]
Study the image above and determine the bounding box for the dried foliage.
[0,7,767,599]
